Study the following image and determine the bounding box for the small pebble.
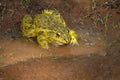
[85,42,96,46]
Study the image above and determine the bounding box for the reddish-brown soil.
[0,0,120,80]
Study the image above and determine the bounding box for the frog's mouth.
[56,42,64,45]
[55,38,70,45]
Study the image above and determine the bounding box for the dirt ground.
[0,0,120,80]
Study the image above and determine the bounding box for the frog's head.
[52,28,71,45]
[53,29,79,46]
[21,15,36,38]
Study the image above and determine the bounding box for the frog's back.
[33,10,67,31]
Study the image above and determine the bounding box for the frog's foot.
[24,37,34,42]
[69,30,79,46]
[37,36,49,49]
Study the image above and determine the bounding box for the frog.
[21,9,79,49]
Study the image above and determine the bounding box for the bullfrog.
[21,9,78,49]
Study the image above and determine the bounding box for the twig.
[92,0,97,10]
[104,13,110,35]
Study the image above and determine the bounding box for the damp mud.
[0,0,120,80]
[0,34,106,67]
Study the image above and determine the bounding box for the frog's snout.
[63,37,70,44]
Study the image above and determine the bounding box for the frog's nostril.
[63,38,68,43]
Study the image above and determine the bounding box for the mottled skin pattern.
[21,10,78,49]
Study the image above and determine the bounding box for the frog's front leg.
[69,30,79,45]
[37,34,49,49]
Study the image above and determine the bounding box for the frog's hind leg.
[37,35,49,49]
[24,36,34,42]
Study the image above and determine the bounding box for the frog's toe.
[38,41,49,49]
[37,37,49,49]
[69,30,79,46]
[70,38,79,46]
[42,44,49,49]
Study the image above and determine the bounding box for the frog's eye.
[67,30,69,33]
[56,33,61,37]
[64,29,69,33]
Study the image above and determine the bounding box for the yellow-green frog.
[21,9,78,49]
